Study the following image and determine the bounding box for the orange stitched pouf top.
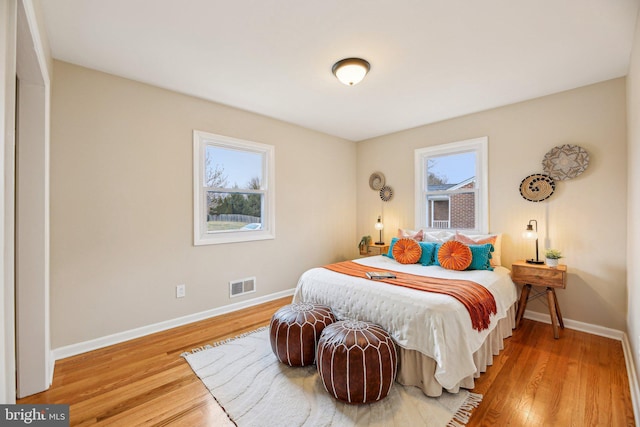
[438,240,472,271]
[392,238,422,264]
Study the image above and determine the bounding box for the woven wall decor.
[542,144,589,181]
[519,173,555,202]
[380,186,393,202]
[369,172,385,190]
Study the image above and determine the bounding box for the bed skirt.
[396,303,516,397]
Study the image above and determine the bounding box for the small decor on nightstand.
[358,235,372,255]
[544,249,563,268]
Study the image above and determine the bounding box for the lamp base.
[526,259,545,265]
[375,241,385,246]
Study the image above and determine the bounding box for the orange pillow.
[392,238,422,264]
[438,241,472,271]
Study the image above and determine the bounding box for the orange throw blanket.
[323,261,497,331]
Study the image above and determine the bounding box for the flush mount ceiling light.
[332,58,370,86]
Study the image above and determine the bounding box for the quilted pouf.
[269,302,336,366]
[316,320,398,404]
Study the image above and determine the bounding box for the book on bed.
[366,271,397,280]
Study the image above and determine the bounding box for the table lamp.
[374,216,384,245]
[522,219,544,264]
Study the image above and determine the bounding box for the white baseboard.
[621,333,640,424]
[48,355,55,387]
[524,309,638,424]
[523,309,624,340]
[52,288,295,361]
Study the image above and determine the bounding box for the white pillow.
[421,230,456,243]
[397,228,424,241]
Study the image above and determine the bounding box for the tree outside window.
[193,131,275,245]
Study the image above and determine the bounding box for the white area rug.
[182,327,481,427]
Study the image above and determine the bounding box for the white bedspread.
[292,255,517,390]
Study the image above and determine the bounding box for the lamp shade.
[522,226,537,240]
[374,221,384,231]
[332,58,370,86]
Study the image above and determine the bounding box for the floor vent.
[230,277,256,298]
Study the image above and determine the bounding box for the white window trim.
[193,130,275,245]
[414,136,489,234]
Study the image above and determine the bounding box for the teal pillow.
[433,243,443,266]
[432,243,494,270]
[466,243,494,271]
[384,237,400,258]
[418,242,437,266]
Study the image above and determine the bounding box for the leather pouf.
[317,320,398,404]
[269,302,336,366]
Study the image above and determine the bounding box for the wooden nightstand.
[511,260,567,339]
[364,244,389,257]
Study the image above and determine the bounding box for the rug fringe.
[180,344,212,357]
[180,325,269,357]
[447,392,483,427]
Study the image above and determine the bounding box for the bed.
[292,252,518,397]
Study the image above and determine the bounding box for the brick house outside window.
[427,177,475,229]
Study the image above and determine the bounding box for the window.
[193,130,275,245]
[414,137,488,233]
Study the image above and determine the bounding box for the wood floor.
[19,296,635,426]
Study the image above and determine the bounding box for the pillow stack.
[387,229,500,271]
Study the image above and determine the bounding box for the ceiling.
[39,0,639,141]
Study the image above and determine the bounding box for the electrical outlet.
[176,284,186,298]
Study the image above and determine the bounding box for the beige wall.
[357,78,628,330]
[50,61,356,348]
[626,9,640,392]
[51,58,630,347]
